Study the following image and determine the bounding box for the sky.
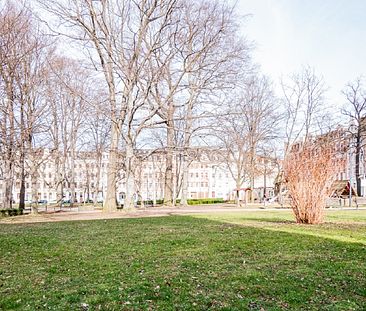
[235,0,366,109]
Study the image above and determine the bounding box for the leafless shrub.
[284,132,343,224]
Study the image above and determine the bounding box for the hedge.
[119,198,224,207]
[0,209,23,217]
[186,198,224,205]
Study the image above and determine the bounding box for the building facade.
[0,148,279,206]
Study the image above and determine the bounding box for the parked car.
[37,200,48,204]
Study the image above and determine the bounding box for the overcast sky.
[236,0,366,109]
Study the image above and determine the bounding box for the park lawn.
[0,211,365,310]
[196,209,366,245]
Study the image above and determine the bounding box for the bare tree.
[45,56,92,208]
[242,76,279,202]
[83,99,111,205]
[38,0,180,210]
[0,1,50,212]
[0,1,29,209]
[177,0,250,206]
[278,66,327,203]
[214,75,278,206]
[281,66,327,152]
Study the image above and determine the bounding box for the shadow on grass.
[236,217,297,224]
[0,215,365,310]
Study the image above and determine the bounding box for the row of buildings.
[0,148,279,206]
[1,126,365,207]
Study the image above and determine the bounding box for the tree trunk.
[55,155,64,208]
[103,121,119,212]
[181,155,189,206]
[94,151,102,206]
[3,90,15,209]
[19,171,26,212]
[124,142,135,210]
[3,159,13,209]
[355,131,361,196]
[263,165,267,200]
[164,104,174,205]
[180,88,194,206]
[70,146,76,207]
[236,188,240,207]
[250,176,255,203]
[250,146,255,203]
[19,99,26,213]
[30,167,39,215]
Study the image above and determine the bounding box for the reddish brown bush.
[284,138,342,224]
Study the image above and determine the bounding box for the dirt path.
[0,205,290,224]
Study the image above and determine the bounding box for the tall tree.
[278,66,327,203]
[281,66,326,153]
[39,0,179,210]
[0,0,50,211]
[214,75,278,206]
[45,56,91,207]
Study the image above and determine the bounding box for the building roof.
[330,180,357,197]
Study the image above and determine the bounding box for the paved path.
[1,205,363,224]
[0,205,291,224]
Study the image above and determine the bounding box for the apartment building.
[0,148,279,205]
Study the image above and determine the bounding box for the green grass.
[0,210,365,310]
[196,210,366,245]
